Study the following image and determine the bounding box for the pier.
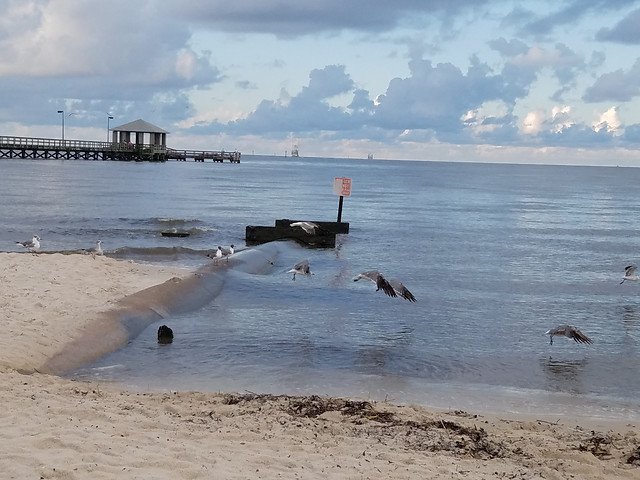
[0,119,240,163]
[0,135,240,163]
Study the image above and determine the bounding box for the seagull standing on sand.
[353,270,397,298]
[545,325,593,345]
[84,240,103,259]
[16,235,40,253]
[290,221,319,234]
[620,264,639,284]
[288,259,312,280]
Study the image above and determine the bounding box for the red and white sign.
[333,177,352,196]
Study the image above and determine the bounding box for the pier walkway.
[0,135,240,163]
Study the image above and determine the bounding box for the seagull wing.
[376,274,397,297]
[567,326,593,344]
[390,280,416,302]
[625,264,637,276]
[290,222,318,234]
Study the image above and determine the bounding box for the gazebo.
[110,119,168,149]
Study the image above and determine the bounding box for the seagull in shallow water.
[207,246,224,263]
[290,221,319,234]
[545,325,593,345]
[353,270,397,298]
[16,235,40,253]
[387,278,417,302]
[288,259,312,280]
[223,244,235,262]
[84,240,103,259]
[620,264,639,284]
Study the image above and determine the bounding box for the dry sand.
[0,252,638,479]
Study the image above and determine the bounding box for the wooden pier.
[168,148,240,163]
[0,135,240,163]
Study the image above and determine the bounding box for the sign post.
[333,177,352,222]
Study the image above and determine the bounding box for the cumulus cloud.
[211,65,357,134]
[372,54,531,134]
[593,106,622,135]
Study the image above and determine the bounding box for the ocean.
[2,156,640,421]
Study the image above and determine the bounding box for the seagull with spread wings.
[545,325,593,345]
[288,259,313,280]
[353,270,397,298]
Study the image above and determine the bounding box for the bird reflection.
[541,357,589,395]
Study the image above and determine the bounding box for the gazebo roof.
[111,119,169,134]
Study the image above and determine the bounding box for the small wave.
[156,217,200,224]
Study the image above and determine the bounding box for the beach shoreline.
[0,252,638,479]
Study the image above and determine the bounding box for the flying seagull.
[388,278,417,302]
[83,240,103,259]
[290,221,319,234]
[353,270,397,298]
[620,264,639,284]
[545,325,593,345]
[288,259,312,280]
[16,235,40,253]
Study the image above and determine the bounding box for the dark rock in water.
[158,325,174,344]
[161,230,190,237]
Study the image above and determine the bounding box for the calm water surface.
[2,156,639,420]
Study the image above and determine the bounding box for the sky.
[2,0,640,165]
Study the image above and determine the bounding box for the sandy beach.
[0,252,638,479]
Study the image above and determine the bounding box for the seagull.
[620,264,639,284]
[207,246,224,263]
[288,259,312,280]
[388,279,417,302]
[16,235,40,253]
[84,240,103,259]
[353,270,397,298]
[545,325,593,345]
[290,221,319,234]
[225,244,235,259]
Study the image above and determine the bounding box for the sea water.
[2,156,639,420]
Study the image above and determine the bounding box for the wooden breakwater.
[246,219,350,248]
[0,135,240,163]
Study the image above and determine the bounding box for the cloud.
[208,65,357,135]
[583,58,640,102]
[372,54,532,134]
[623,123,640,143]
[516,0,638,36]
[0,1,220,89]
[596,8,640,44]
[167,0,490,36]
[592,106,622,134]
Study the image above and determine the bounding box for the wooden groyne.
[246,219,350,248]
[0,135,240,163]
